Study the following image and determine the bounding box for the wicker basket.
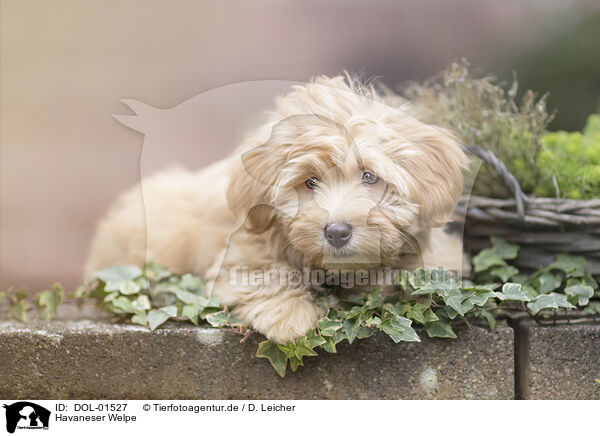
[456,145,600,277]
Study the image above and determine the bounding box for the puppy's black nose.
[324,222,352,248]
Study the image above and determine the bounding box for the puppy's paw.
[242,295,324,344]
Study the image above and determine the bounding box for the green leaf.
[147,305,177,330]
[9,299,30,322]
[424,319,457,339]
[497,283,531,301]
[293,342,318,360]
[411,278,461,295]
[490,265,519,282]
[181,304,199,325]
[382,302,404,315]
[365,288,383,309]
[256,340,288,378]
[490,236,519,259]
[277,342,297,359]
[321,336,339,353]
[472,248,506,273]
[343,318,363,344]
[111,296,135,313]
[535,272,563,294]
[564,283,594,306]
[317,317,343,337]
[301,329,327,349]
[95,265,142,291]
[379,314,420,343]
[131,312,148,326]
[468,290,498,307]
[206,310,229,327]
[37,283,64,320]
[179,273,205,292]
[442,289,475,317]
[289,355,303,372]
[356,326,376,339]
[0,291,6,304]
[478,310,496,330]
[548,254,587,277]
[143,262,171,281]
[527,293,576,314]
[120,279,141,295]
[131,295,151,312]
[461,283,500,292]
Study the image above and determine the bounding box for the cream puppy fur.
[85,75,468,343]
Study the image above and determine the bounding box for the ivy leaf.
[111,296,135,313]
[564,283,594,306]
[143,262,171,281]
[38,283,64,320]
[9,299,30,322]
[548,254,587,278]
[181,304,199,325]
[343,318,363,344]
[356,326,376,339]
[535,272,563,294]
[527,293,576,314]
[293,341,318,360]
[490,265,519,282]
[95,265,142,291]
[321,335,340,353]
[206,310,229,327]
[256,340,288,378]
[461,283,500,292]
[131,294,151,312]
[424,319,457,339]
[491,236,519,259]
[131,312,148,326]
[276,342,297,359]
[422,308,439,323]
[468,290,497,307]
[119,279,141,295]
[147,305,177,330]
[179,273,205,292]
[479,310,497,330]
[472,248,506,273]
[442,289,475,317]
[382,302,404,315]
[497,283,531,301]
[317,317,343,337]
[301,329,326,349]
[321,329,347,353]
[365,288,383,309]
[289,355,303,372]
[379,313,420,343]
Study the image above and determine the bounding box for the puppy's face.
[228,76,467,269]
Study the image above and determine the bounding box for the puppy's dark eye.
[305,176,319,190]
[361,172,378,185]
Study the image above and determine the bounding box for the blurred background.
[2,0,600,293]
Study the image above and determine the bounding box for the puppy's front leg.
[207,264,323,344]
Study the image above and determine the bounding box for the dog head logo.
[3,402,50,434]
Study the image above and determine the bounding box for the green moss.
[535,115,600,199]
[398,61,599,199]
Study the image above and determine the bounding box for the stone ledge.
[516,320,600,400]
[0,305,514,400]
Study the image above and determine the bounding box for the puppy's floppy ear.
[227,143,282,233]
[401,125,468,227]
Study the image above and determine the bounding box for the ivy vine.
[1,237,598,378]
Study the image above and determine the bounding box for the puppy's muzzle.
[324,222,352,248]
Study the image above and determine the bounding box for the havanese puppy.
[85,75,468,343]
